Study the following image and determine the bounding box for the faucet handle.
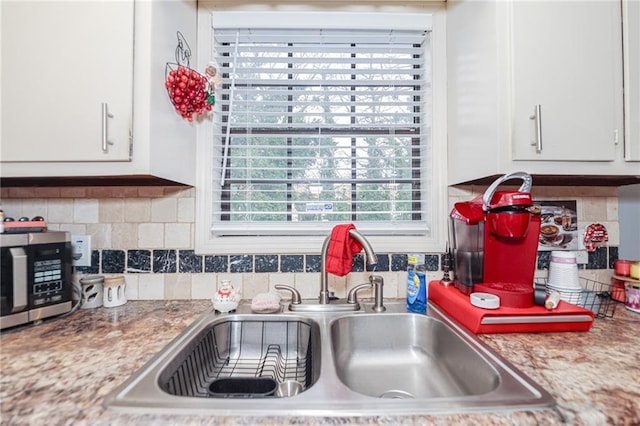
[369,275,386,313]
[274,285,301,305]
[347,282,373,305]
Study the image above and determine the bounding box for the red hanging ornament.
[583,223,608,252]
[164,32,215,121]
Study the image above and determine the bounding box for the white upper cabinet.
[0,1,199,185]
[1,1,134,162]
[623,0,640,161]
[510,1,621,161]
[447,0,638,185]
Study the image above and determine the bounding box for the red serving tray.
[2,221,48,233]
[428,280,595,334]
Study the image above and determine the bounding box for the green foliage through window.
[212,29,431,228]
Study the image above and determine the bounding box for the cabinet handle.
[101,102,115,153]
[529,104,543,153]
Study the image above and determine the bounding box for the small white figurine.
[213,280,239,313]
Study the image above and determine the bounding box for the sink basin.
[331,314,499,399]
[104,302,554,416]
[160,316,320,398]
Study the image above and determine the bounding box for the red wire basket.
[165,63,212,122]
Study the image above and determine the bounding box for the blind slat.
[214,29,427,45]
[215,125,421,130]
[215,56,425,66]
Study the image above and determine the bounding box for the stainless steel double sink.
[103,301,554,416]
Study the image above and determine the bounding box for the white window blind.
[209,27,433,238]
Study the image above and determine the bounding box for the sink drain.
[379,390,415,399]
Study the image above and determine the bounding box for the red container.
[611,278,626,303]
[615,260,631,276]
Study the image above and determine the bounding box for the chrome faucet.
[275,229,382,313]
[319,229,378,304]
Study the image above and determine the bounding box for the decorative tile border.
[75,247,621,275]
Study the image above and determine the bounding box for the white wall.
[618,184,640,259]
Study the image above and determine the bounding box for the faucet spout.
[319,229,377,304]
[352,229,378,267]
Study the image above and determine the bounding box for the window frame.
[195,3,448,255]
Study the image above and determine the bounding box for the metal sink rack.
[160,319,314,397]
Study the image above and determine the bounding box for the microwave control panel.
[33,258,64,305]
[30,243,71,307]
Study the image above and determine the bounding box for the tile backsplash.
[0,185,621,301]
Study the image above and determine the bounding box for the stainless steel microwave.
[0,231,73,330]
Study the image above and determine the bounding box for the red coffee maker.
[449,172,541,305]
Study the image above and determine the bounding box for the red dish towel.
[325,224,363,277]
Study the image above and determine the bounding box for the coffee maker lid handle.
[482,171,532,211]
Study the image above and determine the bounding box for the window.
[196,9,447,254]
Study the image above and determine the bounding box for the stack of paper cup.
[547,251,583,305]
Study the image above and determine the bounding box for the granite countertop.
[1,300,639,425]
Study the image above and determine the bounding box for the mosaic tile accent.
[230,255,253,273]
[280,255,304,273]
[305,255,321,273]
[367,254,389,272]
[391,254,407,271]
[352,254,364,272]
[424,254,439,271]
[102,250,125,274]
[537,251,551,270]
[76,248,620,278]
[75,250,100,274]
[586,247,608,270]
[127,250,151,273]
[255,255,278,273]
[153,250,176,273]
[179,250,203,273]
[609,246,619,268]
[204,255,228,273]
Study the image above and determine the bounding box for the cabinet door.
[623,0,640,161]
[1,1,133,162]
[510,1,621,161]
